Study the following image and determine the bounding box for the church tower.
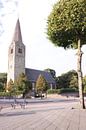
[7,19,25,85]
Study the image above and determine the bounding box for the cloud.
[0,0,19,16]
[0,0,20,40]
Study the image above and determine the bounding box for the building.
[7,19,56,90]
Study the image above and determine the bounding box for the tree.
[83,76,86,92]
[14,73,32,97]
[7,79,14,92]
[47,0,86,109]
[36,74,49,98]
[44,68,56,79]
[0,73,7,91]
[56,70,78,89]
[69,70,78,89]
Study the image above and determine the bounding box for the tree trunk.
[77,39,85,109]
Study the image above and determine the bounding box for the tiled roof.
[25,68,56,84]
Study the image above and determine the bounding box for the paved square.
[0,98,86,130]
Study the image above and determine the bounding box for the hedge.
[47,88,78,94]
[47,89,59,94]
[0,91,23,97]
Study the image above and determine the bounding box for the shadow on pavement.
[0,111,36,117]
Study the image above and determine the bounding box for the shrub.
[0,92,10,97]
[47,88,78,94]
[47,89,59,94]
[0,91,23,98]
[58,88,78,94]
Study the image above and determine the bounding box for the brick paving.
[0,98,86,130]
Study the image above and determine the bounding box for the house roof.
[25,68,56,84]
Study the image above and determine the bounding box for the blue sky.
[0,0,86,76]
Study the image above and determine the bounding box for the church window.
[18,48,22,53]
[11,49,13,54]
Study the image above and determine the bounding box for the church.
[7,19,56,90]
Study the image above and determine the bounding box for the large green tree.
[56,70,78,89]
[47,0,86,108]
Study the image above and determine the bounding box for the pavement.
[0,96,86,130]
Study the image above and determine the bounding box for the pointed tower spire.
[12,19,22,43]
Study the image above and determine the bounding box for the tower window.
[11,49,13,54]
[18,48,22,53]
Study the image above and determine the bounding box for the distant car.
[35,92,44,98]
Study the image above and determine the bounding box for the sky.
[0,0,86,77]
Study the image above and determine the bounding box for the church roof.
[12,19,22,43]
[25,68,56,84]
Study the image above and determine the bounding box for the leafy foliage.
[36,74,49,92]
[47,87,78,94]
[83,76,86,92]
[14,73,32,94]
[0,73,7,83]
[56,70,78,89]
[47,0,86,108]
[44,68,56,78]
[0,73,7,91]
[47,0,86,49]
[7,79,14,92]
[47,89,59,94]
